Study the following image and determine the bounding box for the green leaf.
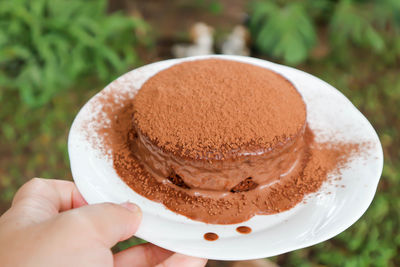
[249,1,316,65]
[365,26,385,51]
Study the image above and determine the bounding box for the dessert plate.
[68,55,383,260]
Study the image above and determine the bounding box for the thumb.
[61,202,142,248]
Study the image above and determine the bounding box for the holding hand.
[0,178,207,267]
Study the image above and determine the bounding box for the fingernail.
[121,202,141,213]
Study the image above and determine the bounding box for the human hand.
[0,178,207,267]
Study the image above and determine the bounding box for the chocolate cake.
[131,59,307,195]
[87,57,361,224]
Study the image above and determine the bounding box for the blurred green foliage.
[0,0,150,107]
[249,0,400,64]
[0,0,399,266]
[249,1,316,64]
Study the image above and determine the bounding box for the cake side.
[131,124,306,191]
[131,59,307,192]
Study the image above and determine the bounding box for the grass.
[0,86,97,209]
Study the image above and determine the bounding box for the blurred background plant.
[0,0,150,107]
[1,0,399,266]
[249,0,400,64]
[249,1,317,64]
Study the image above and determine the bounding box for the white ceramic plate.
[68,55,383,260]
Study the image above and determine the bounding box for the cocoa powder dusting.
[84,59,363,224]
[133,59,306,159]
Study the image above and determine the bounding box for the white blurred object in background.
[221,25,250,56]
[172,22,214,58]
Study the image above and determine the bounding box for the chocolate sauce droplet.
[236,226,252,234]
[231,177,258,193]
[204,232,218,241]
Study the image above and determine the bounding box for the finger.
[61,202,142,248]
[155,253,207,267]
[10,178,87,222]
[114,243,173,267]
[71,186,88,208]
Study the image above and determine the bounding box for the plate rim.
[68,55,384,260]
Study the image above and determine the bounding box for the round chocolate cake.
[131,59,307,195]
